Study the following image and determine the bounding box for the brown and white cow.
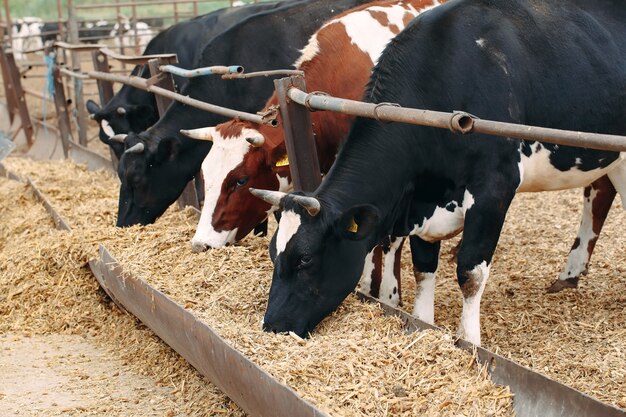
[182,0,443,307]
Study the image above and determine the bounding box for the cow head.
[181,120,290,251]
[115,131,191,227]
[251,189,380,337]
[86,99,158,159]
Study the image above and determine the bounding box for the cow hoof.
[546,277,579,293]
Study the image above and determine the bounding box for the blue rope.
[42,52,56,138]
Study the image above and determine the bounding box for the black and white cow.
[86,2,281,159]
[252,0,626,346]
[113,0,372,227]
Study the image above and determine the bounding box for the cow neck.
[316,120,425,236]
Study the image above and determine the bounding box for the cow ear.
[336,205,379,241]
[155,136,180,164]
[86,99,101,116]
[269,145,291,177]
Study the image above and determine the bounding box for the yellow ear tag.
[275,154,289,167]
[347,217,358,233]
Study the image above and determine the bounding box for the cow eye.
[298,255,313,269]
[236,176,249,187]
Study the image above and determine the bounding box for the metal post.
[91,49,118,169]
[67,0,88,146]
[147,57,199,209]
[5,50,34,146]
[0,36,17,123]
[147,58,175,114]
[3,0,12,46]
[131,3,139,55]
[91,51,114,105]
[50,52,73,158]
[274,76,321,192]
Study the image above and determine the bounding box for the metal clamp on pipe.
[159,64,244,78]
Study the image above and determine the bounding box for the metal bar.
[147,58,176,116]
[0,44,17,124]
[223,69,304,80]
[23,88,55,103]
[90,50,117,169]
[51,62,73,158]
[54,41,107,51]
[131,3,139,55]
[355,292,625,417]
[32,118,59,133]
[86,70,271,125]
[60,67,89,79]
[66,1,88,147]
[89,246,332,417]
[274,76,321,192]
[0,163,24,182]
[68,142,115,173]
[99,47,177,65]
[159,64,243,78]
[56,0,65,41]
[287,86,626,153]
[6,51,34,146]
[3,0,11,45]
[75,0,204,9]
[91,50,114,105]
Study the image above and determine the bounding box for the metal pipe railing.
[159,64,243,78]
[288,87,626,153]
[222,69,304,80]
[85,69,275,125]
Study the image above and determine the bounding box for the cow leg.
[456,189,513,346]
[378,236,405,307]
[409,236,440,325]
[548,175,616,293]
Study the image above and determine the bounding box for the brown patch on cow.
[369,10,390,26]
[460,271,482,299]
[589,176,617,235]
[369,246,384,298]
[403,11,416,27]
[413,269,428,300]
[214,119,246,139]
[389,24,401,34]
[393,238,404,305]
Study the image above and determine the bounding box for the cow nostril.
[191,241,209,253]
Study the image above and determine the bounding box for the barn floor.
[0,333,177,416]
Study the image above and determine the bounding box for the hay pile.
[0,158,244,416]
[2,157,517,416]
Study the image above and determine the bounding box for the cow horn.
[293,195,321,216]
[125,142,145,154]
[180,127,214,141]
[109,133,127,143]
[249,188,287,207]
[246,136,265,147]
[101,119,115,137]
[116,107,126,115]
